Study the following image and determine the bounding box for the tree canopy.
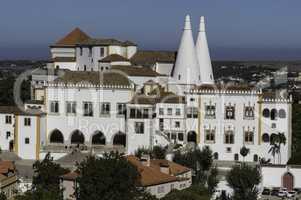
[226,164,261,200]
[77,152,146,200]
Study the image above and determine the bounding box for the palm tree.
[277,132,286,164]
[268,143,279,164]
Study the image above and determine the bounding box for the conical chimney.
[196,16,214,84]
[172,15,201,85]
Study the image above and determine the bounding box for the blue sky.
[1,0,301,60]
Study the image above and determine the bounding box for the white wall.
[50,47,75,58]
[0,113,15,151]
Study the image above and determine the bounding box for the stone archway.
[70,130,85,144]
[49,129,64,144]
[112,132,126,147]
[91,131,106,145]
[187,131,197,143]
[282,172,294,191]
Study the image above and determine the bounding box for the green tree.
[239,146,249,162]
[15,153,68,200]
[207,166,219,195]
[151,145,166,159]
[162,185,209,200]
[77,152,142,200]
[292,104,301,155]
[173,146,213,184]
[0,192,7,200]
[226,164,261,200]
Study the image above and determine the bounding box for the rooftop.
[0,106,44,116]
[126,155,179,187]
[77,38,136,47]
[111,65,164,77]
[52,28,90,47]
[131,50,176,67]
[53,70,132,86]
[99,54,129,62]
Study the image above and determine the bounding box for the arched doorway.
[9,140,14,152]
[187,131,197,143]
[92,131,106,145]
[113,132,126,147]
[282,172,294,191]
[71,130,85,144]
[49,129,64,144]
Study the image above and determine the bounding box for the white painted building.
[0,15,296,194]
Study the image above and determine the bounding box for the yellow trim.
[14,116,19,154]
[197,96,202,144]
[258,95,263,145]
[36,116,41,160]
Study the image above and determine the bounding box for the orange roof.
[0,161,15,174]
[126,155,178,187]
[53,28,90,47]
[150,159,191,176]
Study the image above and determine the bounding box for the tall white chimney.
[196,16,214,84]
[172,15,201,85]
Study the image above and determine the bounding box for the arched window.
[113,132,126,147]
[50,129,64,144]
[270,109,277,120]
[92,131,106,145]
[270,133,277,144]
[187,131,197,143]
[262,133,270,143]
[214,152,219,160]
[71,130,85,144]
[254,154,259,162]
[279,109,286,118]
[262,109,270,118]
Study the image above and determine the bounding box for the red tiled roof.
[126,155,178,187]
[150,159,191,176]
[0,161,15,174]
[53,28,90,47]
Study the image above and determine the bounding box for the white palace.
[0,15,299,192]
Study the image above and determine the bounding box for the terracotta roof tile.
[53,28,90,47]
[0,161,15,174]
[77,38,136,47]
[131,51,176,66]
[150,159,190,176]
[194,84,255,91]
[111,65,163,77]
[0,106,44,116]
[100,54,129,62]
[126,156,178,187]
[53,70,132,86]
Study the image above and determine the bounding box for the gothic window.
[234,153,239,161]
[244,106,254,119]
[205,129,215,143]
[100,102,110,115]
[117,103,126,116]
[66,101,76,114]
[225,105,235,120]
[244,131,254,144]
[159,108,164,115]
[205,105,216,119]
[5,115,12,124]
[83,102,93,117]
[135,122,144,134]
[224,130,234,144]
[176,108,181,116]
[50,101,59,113]
[187,107,198,118]
[24,118,31,126]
